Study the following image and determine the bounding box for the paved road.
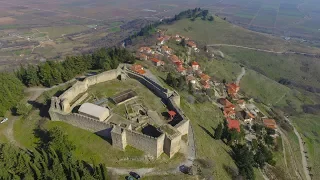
[207,44,318,56]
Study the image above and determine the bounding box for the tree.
[232,144,255,180]
[0,73,24,116]
[15,102,32,116]
[47,127,75,156]
[264,134,275,146]
[180,38,186,47]
[254,144,274,168]
[208,16,214,21]
[214,123,223,139]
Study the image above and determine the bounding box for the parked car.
[129,172,141,179]
[1,118,8,124]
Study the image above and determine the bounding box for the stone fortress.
[49,64,189,158]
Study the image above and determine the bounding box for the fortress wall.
[168,96,189,135]
[69,92,89,111]
[175,120,189,136]
[164,134,181,158]
[86,69,119,86]
[125,129,164,157]
[111,128,127,150]
[52,111,112,138]
[126,70,169,99]
[58,69,119,112]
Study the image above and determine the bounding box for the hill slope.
[160,17,320,179]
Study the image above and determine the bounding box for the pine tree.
[214,123,223,139]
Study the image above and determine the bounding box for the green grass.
[110,27,121,32]
[87,79,165,113]
[180,93,236,179]
[291,114,320,178]
[160,17,320,54]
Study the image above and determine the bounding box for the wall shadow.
[198,124,214,139]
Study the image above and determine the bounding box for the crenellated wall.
[58,69,120,112]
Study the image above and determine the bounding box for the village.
[132,29,278,147]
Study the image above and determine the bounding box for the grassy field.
[160,18,320,54]
[180,93,236,179]
[36,25,90,39]
[159,17,320,179]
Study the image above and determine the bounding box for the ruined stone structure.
[49,64,189,158]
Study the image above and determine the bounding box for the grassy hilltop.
[160,16,320,179]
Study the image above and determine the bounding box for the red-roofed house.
[131,64,146,75]
[244,111,255,124]
[175,61,183,67]
[200,74,211,82]
[170,55,181,63]
[227,118,240,132]
[191,61,200,71]
[150,58,164,66]
[157,37,165,45]
[224,107,236,119]
[137,53,148,61]
[187,41,196,48]
[220,98,235,109]
[227,83,240,98]
[263,119,277,129]
[177,66,186,75]
[139,47,152,54]
[161,45,173,55]
[201,80,210,89]
[168,110,176,120]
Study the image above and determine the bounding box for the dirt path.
[206,44,318,56]
[236,67,245,85]
[284,117,311,180]
[278,128,302,180]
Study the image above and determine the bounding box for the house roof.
[168,110,176,116]
[202,81,210,89]
[170,55,181,63]
[200,74,211,81]
[186,75,195,81]
[177,66,186,72]
[157,37,164,42]
[224,107,236,117]
[187,41,196,47]
[175,61,183,66]
[227,118,240,132]
[247,112,255,119]
[227,83,240,94]
[139,47,151,52]
[78,103,110,121]
[263,119,277,129]
[131,64,145,74]
[150,57,160,63]
[237,99,245,104]
[191,61,199,66]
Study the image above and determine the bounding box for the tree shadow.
[198,124,214,139]
[33,127,50,149]
[27,100,50,118]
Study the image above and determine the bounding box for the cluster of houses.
[218,86,277,138]
[134,31,212,90]
[132,30,277,140]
